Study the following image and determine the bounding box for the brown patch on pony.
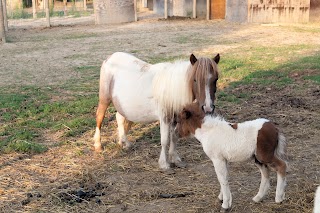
[176,102,205,137]
[255,122,279,164]
[229,123,238,130]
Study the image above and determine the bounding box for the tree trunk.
[45,0,50,27]
[2,0,7,31]
[32,0,37,18]
[0,0,6,43]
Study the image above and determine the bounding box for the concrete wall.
[196,0,206,18]
[153,0,173,16]
[225,0,247,22]
[248,0,310,23]
[94,0,135,24]
[310,0,320,22]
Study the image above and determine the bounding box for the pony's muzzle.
[202,104,215,114]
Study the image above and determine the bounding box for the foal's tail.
[275,133,288,167]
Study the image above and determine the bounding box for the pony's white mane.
[152,61,193,120]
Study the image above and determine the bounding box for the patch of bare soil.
[0,16,320,212]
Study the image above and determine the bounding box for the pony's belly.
[120,104,158,123]
[112,92,158,123]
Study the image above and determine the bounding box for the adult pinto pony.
[93,52,220,171]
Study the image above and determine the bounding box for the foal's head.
[188,54,220,114]
[174,102,205,138]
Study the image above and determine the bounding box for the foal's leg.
[168,125,186,168]
[116,112,133,149]
[93,99,110,152]
[212,158,232,210]
[273,157,287,203]
[158,120,171,170]
[253,163,270,202]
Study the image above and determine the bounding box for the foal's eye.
[194,79,196,82]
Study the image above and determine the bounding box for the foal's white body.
[193,116,287,210]
[196,117,268,162]
[94,52,216,170]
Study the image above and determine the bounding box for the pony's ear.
[213,53,220,64]
[190,54,197,65]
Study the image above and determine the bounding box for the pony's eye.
[194,79,196,82]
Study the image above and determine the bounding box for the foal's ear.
[183,110,192,120]
[213,53,220,64]
[190,54,197,65]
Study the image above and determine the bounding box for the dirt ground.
[0,14,320,212]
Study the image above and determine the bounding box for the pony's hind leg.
[116,112,133,149]
[272,157,287,203]
[93,100,110,152]
[253,162,270,202]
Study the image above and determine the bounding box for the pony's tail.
[275,133,288,168]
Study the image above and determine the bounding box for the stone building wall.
[94,0,135,24]
[248,0,310,23]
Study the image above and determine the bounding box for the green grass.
[8,9,93,20]
[0,66,99,154]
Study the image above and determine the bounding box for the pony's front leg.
[116,112,133,149]
[169,126,186,168]
[158,120,171,170]
[212,158,232,211]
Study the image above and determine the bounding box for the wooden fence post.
[32,0,37,18]
[2,0,7,31]
[0,0,6,43]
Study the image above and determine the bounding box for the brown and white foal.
[175,103,287,210]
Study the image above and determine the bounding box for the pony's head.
[174,102,205,138]
[188,53,220,114]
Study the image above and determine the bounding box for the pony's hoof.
[220,207,230,213]
[123,143,133,150]
[252,195,262,203]
[94,145,103,152]
[161,168,175,175]
[174,161,187,168]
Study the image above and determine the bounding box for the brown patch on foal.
[176,102,205,137]
[256,122,287,176]
[256,122,279,164]
[229,123,238,130]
